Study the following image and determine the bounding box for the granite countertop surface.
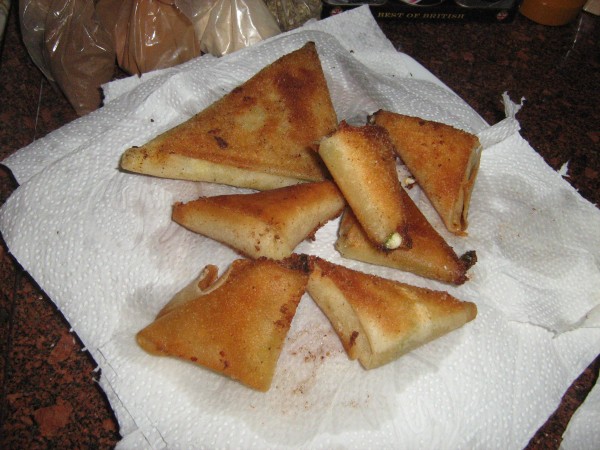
[0,3,599,449]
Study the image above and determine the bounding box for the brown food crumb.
[213,136,228,148]
[349,331,359,348]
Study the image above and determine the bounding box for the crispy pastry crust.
[336,181,476,285]
[136,258,309,391]
[172,181,346,259]
[370,110,482,235]
[317,121,411,249]
[306,256,477,369]
[120,42,337,190]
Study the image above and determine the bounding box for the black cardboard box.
[322,0,521,22]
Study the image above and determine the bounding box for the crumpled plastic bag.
[177,0,282,56]
[96,0,200,76]
[19,0,116,116]
[264,0,323,31]
[19,0,286,115]
[99,0,282,67]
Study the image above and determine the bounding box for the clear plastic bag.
[263,0,323,31]
[177,0,282,57]
[96,0,200,76]
[20,0,116,115]
[18,0,292,115]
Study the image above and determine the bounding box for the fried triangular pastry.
[370,110,482,235]
[317,121,410,250]
[306,256,477,370]
[172,181,346,259]
[120,42,337,190]
[155,264,219,319]
[136,257,310,391]
[335,187,476,285]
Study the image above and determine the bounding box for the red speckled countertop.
[1,4,599,449]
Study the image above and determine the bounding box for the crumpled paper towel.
[1,6,600,449]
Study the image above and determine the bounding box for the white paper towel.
[1,6,600,449]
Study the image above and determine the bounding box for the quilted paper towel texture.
[1,6,600,449]
[96,297,600,449]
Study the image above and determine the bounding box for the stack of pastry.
[123,42,482,391]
